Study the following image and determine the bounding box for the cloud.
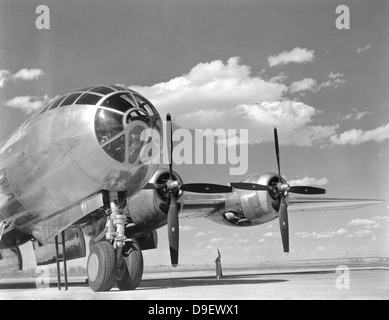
[328,72,344,79]
[268,47,315,67]
[269,72,288,83]
[373,216,389,223]
[195,230,217,237]
[289,74,346,95]
[238,238,249,243]
[236,101,338,146]
[12,68,44,81]
[180,225,195,233]
[346,229,372,238]
[0,70,11,88]
[355,111,370,120]
[356,44,371,54]
[346,217,382,231]
[288,177,329,186]
[343,109,371,121]
[264,232,280,238]
[258,239,266,243]
[132,57,337,147]
[0,68,44,88]
[347,219,377,227]
[316,75,346,91]
[195,232,207,237]
[289,78,317,93]
[209,237,224,244]
[132,57,287,119]
[295,228,347,239]
[330,123,389,145]
[5,95,52,114]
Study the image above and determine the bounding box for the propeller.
[145,114,233,267]
[273,127,289,253]
[231,128,326,253]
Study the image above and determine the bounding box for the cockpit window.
[40,102,54,114]
[94,90,161,165]
[111,85,127,91]
[103,135,125,163]
[76,93,102,105]
[134,94,155,116]
[95,109,124,145]
[101,93,136,113]
[77,86,95,92]
[49,95,67,110]
[90,86,115,95]
[60,93,82,107]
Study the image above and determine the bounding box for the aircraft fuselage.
[0,86,162,243]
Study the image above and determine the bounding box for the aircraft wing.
[181,193,227,219]
[180,193,384,219]
[288,197,384,212]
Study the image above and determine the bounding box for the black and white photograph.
[0,0,388,303]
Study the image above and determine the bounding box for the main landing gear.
[87,191,144,292]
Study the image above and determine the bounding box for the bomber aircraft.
[0,85,382,291]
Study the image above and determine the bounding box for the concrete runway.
[0,268,388,300]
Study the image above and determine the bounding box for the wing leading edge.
[180,193,384,220]
[288,197,384,212]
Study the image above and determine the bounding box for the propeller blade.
[166,113,173,180]
[167,194,179,267]
[274,128,282,180]
[182,183,233,194]
[143,183,166,190]
[230,183,271,192]
[278,195,289,253]
[289,186,326,195]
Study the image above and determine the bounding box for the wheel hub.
[88,253,99,282]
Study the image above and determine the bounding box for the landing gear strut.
[87,191,144,292]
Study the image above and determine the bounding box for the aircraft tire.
[87,241,116,292]
[116,242,144,291]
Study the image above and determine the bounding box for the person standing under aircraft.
[215,249,223,279]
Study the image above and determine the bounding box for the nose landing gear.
[87,191,144,292]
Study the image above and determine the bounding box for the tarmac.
[0,267,388,300]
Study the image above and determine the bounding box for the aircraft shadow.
[0,274,288,291]
[134,274,288,291]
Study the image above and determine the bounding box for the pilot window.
[49,95,68,110]
[95,109,124,145]
[101,93,136,113]
[134,94,155,116]
[60,93,82,107]
[90,86,115,95]
[40,102,53,114]
[76,93,102,105]
[103,134,125,163]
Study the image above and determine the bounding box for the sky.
[1,0,389,268]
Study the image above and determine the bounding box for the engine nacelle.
[215,173,284,227]
[125,169,184,237]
